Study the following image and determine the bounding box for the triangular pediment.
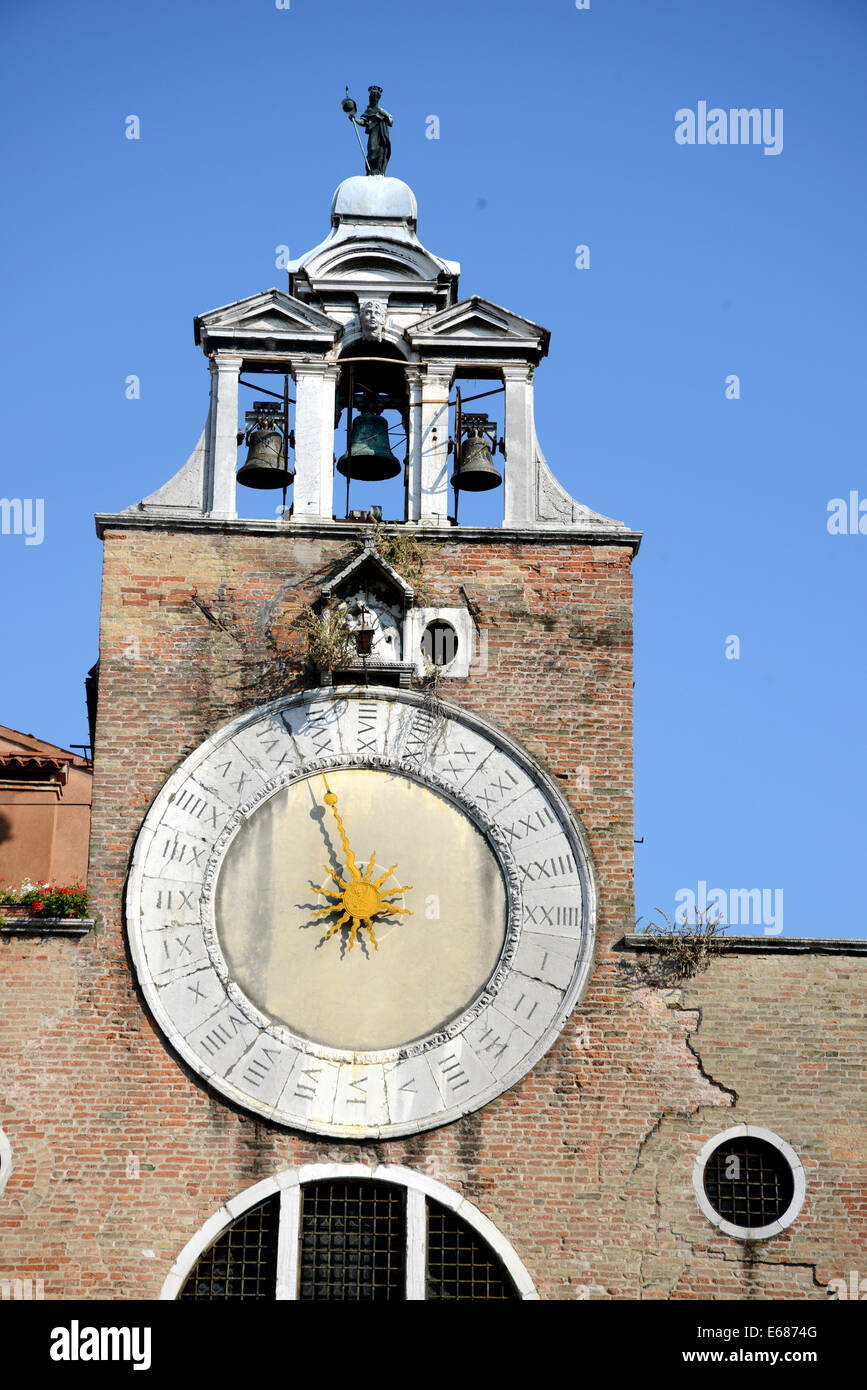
[407,296,549,359]
[319,542,414,607]
[194,290,340,350]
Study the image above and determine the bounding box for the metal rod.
[449,385,505,406]
[346,88,372,173]
[239,377,295,404]
[330,356,411,366]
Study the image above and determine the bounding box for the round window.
[693,1126,805,1240]
[421,620,458,667]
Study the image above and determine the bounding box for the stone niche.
[313,541,477,685]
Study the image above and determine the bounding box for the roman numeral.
[162,933,193,962]
[174,788,220,828]
[513,992,539,1021]
[294,1067,320,1100]
[519,854,575,884]
[502,806,555,843]
[306,711,334,755]
[476,1026,509,1062]
[214,760,250,794]
[475,768,519,807]
[242,1045,283,1089]
[199,1013,249,1057]
[440,743,476,778]
[187,979,207,1003]
[255,726,297,768]
[345,1076,368,1105]
[154,888,196,911]
[438,1054,470,1092]
[402,710,436,766]
[357,702,379,753]
[161,837,203,868]
[525,904,580,927]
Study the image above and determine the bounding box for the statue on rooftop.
[341,85,393,176]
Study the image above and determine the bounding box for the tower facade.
[2,172,863,1304]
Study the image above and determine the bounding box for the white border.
[160,1164,539,1300]
[405,608,476,677]
[692,1124,806,1240]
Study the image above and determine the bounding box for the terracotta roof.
[0,726,88,766]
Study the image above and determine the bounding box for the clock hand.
[313,773,412,953]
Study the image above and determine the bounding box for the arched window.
[162,1166,537,1301]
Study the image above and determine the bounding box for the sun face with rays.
[312,777,412,953]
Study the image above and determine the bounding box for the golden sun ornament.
[313,773,412,952]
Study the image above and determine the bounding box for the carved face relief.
[359,298,387,342]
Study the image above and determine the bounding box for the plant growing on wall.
[358,523,428,601]
[637,907,729,978]
[299,598,354,672]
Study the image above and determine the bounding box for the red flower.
[32,899,43,913]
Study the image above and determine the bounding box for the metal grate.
[298,1180,405,1301]
[425,1200,518,1300]
[179,1194,279,1300]
[703,1138,795,1228]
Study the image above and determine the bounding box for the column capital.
[501,363,535,383]
[293,361,341,381]
[210,353,244,372]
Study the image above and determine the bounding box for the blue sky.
[1,0,865,937]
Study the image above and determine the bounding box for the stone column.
[404,367,424,522]
[206,354,242,519]
[502,365,536,528]
[417,367,453,526]
[292,363,340,522]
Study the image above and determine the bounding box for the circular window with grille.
[162,1166,537,1301]
[693,1126,805,1240]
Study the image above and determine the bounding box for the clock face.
[126,688,595,1138]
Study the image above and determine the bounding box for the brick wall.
[0,521,862,1300]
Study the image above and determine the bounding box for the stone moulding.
[0,917,94,937]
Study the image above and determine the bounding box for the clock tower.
[87,164,639,1297]
[4,108,864,1312]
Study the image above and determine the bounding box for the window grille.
[703,1137,795,1228]
[426,1199,516,1300]
[298,1179,405,1301]
[179,1193,279,1300]
[174,1174,528,1300]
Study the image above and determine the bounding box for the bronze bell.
[452,432,503,492]
[337,411,402,482]
[237,427,295,490]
